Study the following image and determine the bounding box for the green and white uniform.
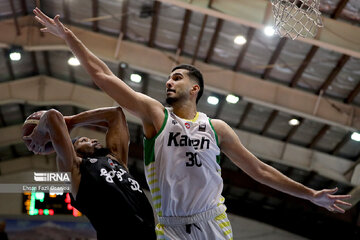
[144,108,233,239]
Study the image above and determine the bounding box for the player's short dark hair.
[171,64,204,104]
[72,137,80,145]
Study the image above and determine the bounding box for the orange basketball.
[22,110,46,137]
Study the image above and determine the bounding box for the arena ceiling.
[0,0,360,238]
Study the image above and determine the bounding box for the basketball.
[22,110,46,137]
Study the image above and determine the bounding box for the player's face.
[74,137,102,157]
[166,69,193,105]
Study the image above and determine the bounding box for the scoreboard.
[23,192,82,217]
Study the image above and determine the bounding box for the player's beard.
[166,91,187,106]
[92,147,111,157]
[166,96,178,105]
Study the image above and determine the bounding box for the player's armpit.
[210,119,266,181]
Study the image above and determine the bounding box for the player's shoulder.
[209,119,234,142]
[209,118,228,129]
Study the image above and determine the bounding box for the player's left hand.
[311,187,352,213]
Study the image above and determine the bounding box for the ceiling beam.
[2,49,15,80]
[331,132,352,155]
[207,0,214,8]
[148,1,161,48]
[18,104,26,122]
[261,38,287,80]
[233,28,255,72]
[213,96,225,119]
[62,0,70,24]
[290,46,319,88]
[307,124,331,149]
[177,9,192,52]
[345,81,360,104]
[236,102,252,129]
[1,18,360,131]
[331,0,350,19]
[317,54,350,94]
[8,0,21,36]
[284,117,304,142]
[92,0,99,32]
[42,51,52,77]
[141,73,150,94]
[191,14,208,65]
[120,0,129,36]
[260,35,286,136]
[156,0,360,59]
[9,145,19,159]
[20,0,27,16]
[205,18,223,63]
[30,51,39,75]
[35,0,43,37]
[0,106,6,127]
[260,110,278,135]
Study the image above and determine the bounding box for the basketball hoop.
[270,0,323,40]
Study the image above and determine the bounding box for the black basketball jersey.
[70,156,156,240]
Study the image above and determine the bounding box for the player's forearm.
[258,164,316,202]
[66,107,121,130]
[35,110,56,136]
[43,110,67,140]
[45,110,75,171]
[63,28,113,81]
[62,28,148,117]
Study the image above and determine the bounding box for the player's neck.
[171,100,197,120]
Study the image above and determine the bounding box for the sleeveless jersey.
[144,107,224,217]
[70,156,156,240]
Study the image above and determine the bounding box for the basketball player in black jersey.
[23,107,156,240]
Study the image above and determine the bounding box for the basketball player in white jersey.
[34,8,351,239]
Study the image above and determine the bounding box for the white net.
[271,0,323,40]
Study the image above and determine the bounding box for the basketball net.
[271,0,323,40]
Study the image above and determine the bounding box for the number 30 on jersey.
[185,152,202,167]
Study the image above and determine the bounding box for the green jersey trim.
[209,118,221,165]
[144,108,168,166]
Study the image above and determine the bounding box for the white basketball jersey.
[144,107,224,217]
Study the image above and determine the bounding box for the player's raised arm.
[33,8,164,132]
[211,119,352,213]
[65,107,130,165]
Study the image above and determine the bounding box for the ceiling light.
[207,96,219,105]
[130,73,142,83]
[68,57,80,66]
[226,94,239,104]
[351,132,360,142]
[288,118,300,126]
[264,26,275,37]
[234,35,247,45]
[9,52,21,61]
[120,62,128,68]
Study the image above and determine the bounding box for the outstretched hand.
[33,8,67,39]
[311,187,351,213]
